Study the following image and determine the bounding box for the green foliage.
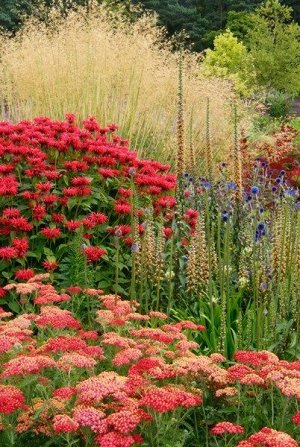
[248,0,300,96]
[266,91,292,118]
[59,230,93,289]
[201,29,256,96]
[226,10,256,41]
[0,0,133,33]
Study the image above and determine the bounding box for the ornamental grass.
[0,4,243,167]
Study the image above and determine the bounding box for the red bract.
[41,227,61,239]
[15,268,35,281]
[84,246,106,262]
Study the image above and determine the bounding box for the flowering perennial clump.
[0,115,176,295]
[0,278,298,446]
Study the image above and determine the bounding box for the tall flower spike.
[186,110,196,175]
[187,235,197,294]
[176,47,185,178]
[154,227,165,288]
[143,216,156,282]
[195,216,209,286]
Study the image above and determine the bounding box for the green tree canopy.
[248,0,300,95]
[201,29,256,96]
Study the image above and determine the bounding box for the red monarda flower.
[84,246,106,262]
[118,187,133,197]
[51,213,64,223]
[12,237,29,257]
[32,204,46,221]
[114,200,131,214]
[0,246,18,260]
[41,227,61,239]
[42,260,59,271]
[15,268,35,281]
[65,220,81,232]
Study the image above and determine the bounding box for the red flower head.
[84,246,106,262]
[41,227,61,239]
[15,268,35,281]
[0,385,25,414]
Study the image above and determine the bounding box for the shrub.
[265,91,292,118]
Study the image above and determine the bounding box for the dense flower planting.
[0,276,299,446]
[0,116,300,446]
[0,115,176,295]
[0,115,299,356]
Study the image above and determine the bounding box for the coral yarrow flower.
[237,427,298,447]
[210,421,244,435]
[0,385,25,414]
[292,411,300,425]
[53,414,79,433]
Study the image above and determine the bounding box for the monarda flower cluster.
[0,115,177,288]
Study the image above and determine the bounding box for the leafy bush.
[201,29,257,97]
[266,91,292,118]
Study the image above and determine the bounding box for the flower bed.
[0,276,299,446]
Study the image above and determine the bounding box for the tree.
[248,0,300,96]
[201,29,256,96]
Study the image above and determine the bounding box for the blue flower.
[257,222,265,231]
[202,181,211,190]
[251,186,259,195]
[225,182,237,190]
[131,244,139,252]
[285,189,296,197]
[222,211,229,222]
[255,222,266,241]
